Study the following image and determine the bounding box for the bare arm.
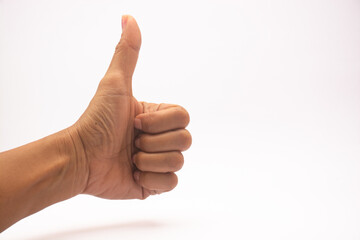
[0,128,87,231]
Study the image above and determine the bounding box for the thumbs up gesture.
[72,15,191,200]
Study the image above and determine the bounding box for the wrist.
[0,127,89,230]
[58,126,90,196]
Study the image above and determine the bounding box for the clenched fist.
[71,15,192,200]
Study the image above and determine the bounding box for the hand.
[71,15,191,200]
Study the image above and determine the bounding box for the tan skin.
[0,15,191,232]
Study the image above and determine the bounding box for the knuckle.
[141,117,150,132]
[115,38,141,54]
[142,113,155,133]
[100,74,132,96]
[102,73,120,83]
[114,41,125,54]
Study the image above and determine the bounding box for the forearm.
[0,127,88,232]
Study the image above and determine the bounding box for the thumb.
[105,15,142,90]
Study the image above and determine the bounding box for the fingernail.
[121,15,128,31]
[134,171,140,182]
[134,118,142,130]
[132,154,136,163]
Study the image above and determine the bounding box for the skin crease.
[73,15,191,199]
[0,15,191,231]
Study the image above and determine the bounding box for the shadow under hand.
[28,220,166,240]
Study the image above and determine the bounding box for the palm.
[73,15,144,199]
[76,90,143,199]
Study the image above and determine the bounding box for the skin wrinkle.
[71,126,90,194]
[0,15,191,231]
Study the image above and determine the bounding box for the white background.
[1,0,360,239]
